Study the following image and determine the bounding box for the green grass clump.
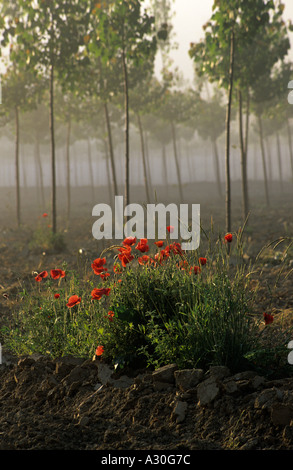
[2,229,292,376]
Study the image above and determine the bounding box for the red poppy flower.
[135,238,149,253]
[50,268,66,279]
[118,246,134,267]
[167,225,174,233]
[224,233,233,243]
[263,312,274,325]
[138,255,150,265]
[107,310,115,322]
[166,242,183,256]
[154,240,164,248]
[35,271,48,282]
[95,345,104,356]
[42,213,48,217]
[66,295,81,308]
[91,287,111,300]
[190,265,201,275]
[91,257,107,275]
[113,263,122,273]
[122,236,137,246]
[155,249,169,264]
[199,257,207,266]
[178,259,189,270]
[54,293,60,299]
[100,272,110,281]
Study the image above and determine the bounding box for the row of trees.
[1,0,293,235]
[1,0,161,231]
[189,0,293,232]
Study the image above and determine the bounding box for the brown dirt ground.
[0,180,293,453]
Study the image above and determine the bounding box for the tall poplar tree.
[189,0,290,231]
[2,0,91,233]
[89,0,157,207]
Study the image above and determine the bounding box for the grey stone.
[251,375,266,389]
[174,369,204,390]
[172,401,188,423]
[112,375,134,389]
[153,381,174,392]
[254,388,284,409]
[152,363,178,384]
[223,378,238,395]
[197,376,221,405]
[208,366,230,380]
[97,363,114,385]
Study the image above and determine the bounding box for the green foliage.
[101,242,257,372]
[29,223,66,253]
[3,228,290,377]
[189,0,290,91]
[2,269,103,358]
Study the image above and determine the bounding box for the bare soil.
[0,181,293,452]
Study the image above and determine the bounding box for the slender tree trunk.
[286,118,293,180]
[238,89,249,221]
[212,137,222,197]
[265,136,272,182]
[21,145,27,189]
[185,142,192,183]
[171,121,184,202]
[253,142,258,180]
[49,62,57,233]
[257,114,270,206]
[35,134,45,209]
[66,116,71,222]
[162,144,168,184]
[144,131,153,194]
[136,112,150,203]
[225,28,235,234]
[15,105,20,227]
[87,138,95,203]
[122,45,130,207]
[276,132,283,191]
[103,138,114,207]
[104,102,118,197]
[244,89,250,158]
[72,144,78,187]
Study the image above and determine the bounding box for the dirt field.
[0,180,293,452]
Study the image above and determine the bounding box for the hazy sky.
[167,0,293,84]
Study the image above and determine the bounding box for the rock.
[197,376,221,406]
[223,378,238,395]
[97,363,114,385]
[233,371,258,381]
[172,400,188,424]
[112,375,134,389]
[254,388,284,409]
[271,404,293,426]
[208,366,230,380]
[152,363,178,384]
[251,375,266,389]
[153,381,174,392]
[174,369,204,391]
